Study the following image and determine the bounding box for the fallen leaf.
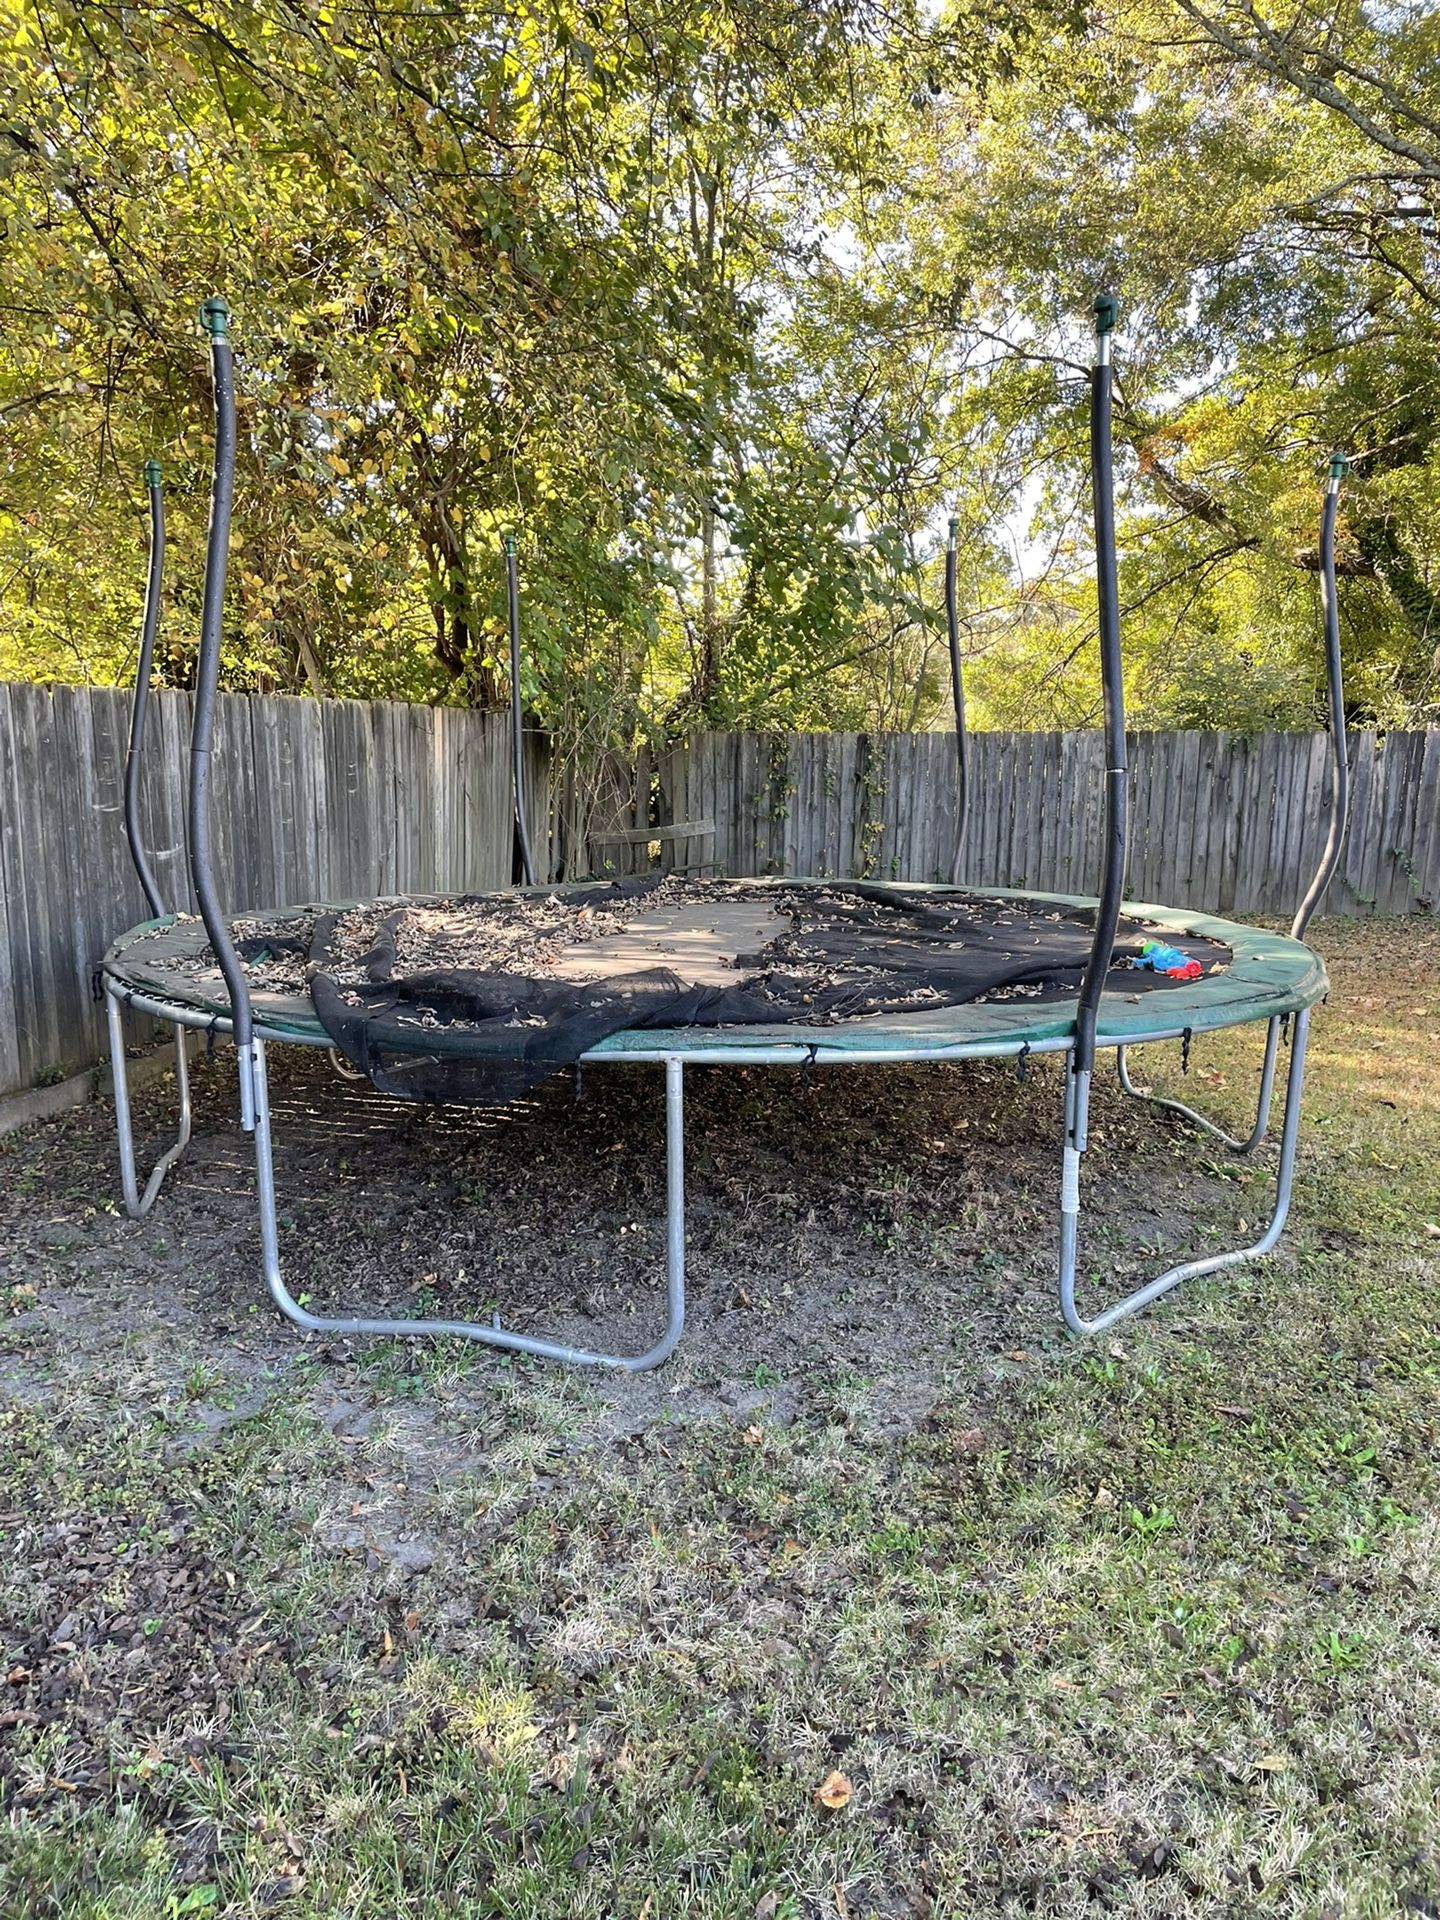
[1093,1485,1117,1510]
[742,1425,764,1447]
[754,1895,779,1920]
[1423,1223,1440,1239]
[1254,1753,1290,1772]
[953,1427,986,1456]
[815,1769,853,1809]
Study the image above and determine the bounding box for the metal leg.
[1115,1015,1282,1154]
[106,985,193,1219]
[250,1041,687,1370]
[1060,1008,1310,1335]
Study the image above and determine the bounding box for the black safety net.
[232,877,1229,1106]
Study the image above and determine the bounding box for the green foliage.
[1,0,1437,738]
[921,0,1440,729]
[0,0,1018,752]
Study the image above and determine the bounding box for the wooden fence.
[0,681,1435,1098]
[0,683,529,1098]
[636,729,1439,921]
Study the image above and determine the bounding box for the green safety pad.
[103,883,1327,1061]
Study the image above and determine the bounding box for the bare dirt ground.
[1,979,1245,1432]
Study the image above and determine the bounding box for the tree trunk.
[696,486,722,720]
[422,516,501,705]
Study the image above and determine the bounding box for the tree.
[900,0,1440,727]
[5,0,1435,737]
[0,0,1027,746]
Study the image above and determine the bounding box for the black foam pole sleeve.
[187,297,255,1059]
[1074,294,1129,1082]
[125,461,167,918]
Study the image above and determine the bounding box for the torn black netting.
[231,878,1228,1106]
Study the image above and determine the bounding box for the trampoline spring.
[801,1045,818,1092]
[205,1017,220,1063]
[1016,1041,1031,1083]
[90,967,106,1005]
[1180,1027,1193,1075]
[573,1062,584,1103]
[1281,1013,1292,1048]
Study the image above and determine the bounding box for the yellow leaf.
[814,1770,853,1809]
[1255,1753,1290,1771]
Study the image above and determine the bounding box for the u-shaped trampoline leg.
[107,985,193,1219]
[250,1040,688,1370]
[1060,1007,1310,1335]
[1114,1016,1283,1155]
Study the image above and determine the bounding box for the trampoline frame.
[104,963,1314,1363]
[104,294,1342,1368]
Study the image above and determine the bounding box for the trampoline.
[103,294,1347,1368]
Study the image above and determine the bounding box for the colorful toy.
[1135,939,1204,981]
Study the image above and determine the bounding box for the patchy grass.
[1,919,1438,1917]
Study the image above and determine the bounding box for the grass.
[2,918,1439,1917]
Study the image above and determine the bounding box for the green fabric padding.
[103,883,1328,1060]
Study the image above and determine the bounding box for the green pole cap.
[1093,293,1119,336]
[947,515,959,542]
[200,295,231,339]
[502,532,517,557]
[143,458,162,487]
[1329,452,1350,479]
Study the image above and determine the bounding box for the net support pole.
[1056,294,1129,1311]
[125,460,168,919]
[504,534,537,887]
[1067,294,1128,1155]
[112,455,193,1210]
[1294,454,1350,940]
[945,514,969,884]
[187,294,258,1130]
[1113,454,1348,1152]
